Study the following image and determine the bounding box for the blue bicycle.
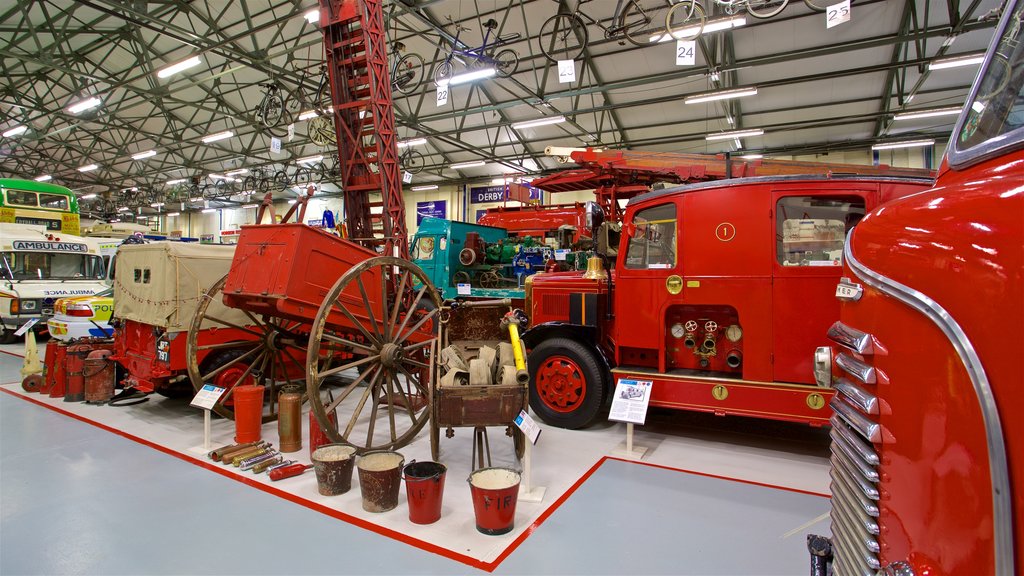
[433,17,520,85]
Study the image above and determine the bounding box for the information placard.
[457,283,471,295]
[270,137,282,154]
[826,0,851,28]
[190,384,226,410]
[436,86,449,106]
[608,378,653,425]
[514,410,542,444]
[558,59,576,83]
[676,40,696,66]
[14,318,39,337]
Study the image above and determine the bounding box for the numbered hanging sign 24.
[676,40,696,66]
[436,86,449,107]
[826,0,851,28]
[558,59,576,83]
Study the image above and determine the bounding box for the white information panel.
[14,318,39,337]
[514,410,542,444]
[608,378,653,425]
[190,384,226,410]
[270,137,282,154]
[403,171,413,184]
[456,283,471,295]
[558,59,576,83]
[436,86,449,106]
[287,123,295,141]
[676,40,696,66]
[826,0,851,28]
[554,248,570,261]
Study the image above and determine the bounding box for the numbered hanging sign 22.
[436,86,449,107]
[826,0,851,28]
[558,59,576,83]
[676,40,696,66]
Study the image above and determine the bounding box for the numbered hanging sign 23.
[826,0,851,28]
[436,86,449,107]
[676,40,696,66]
[558,59,576,83]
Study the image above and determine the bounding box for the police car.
[46,287,115,341]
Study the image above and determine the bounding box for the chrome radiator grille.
[827,322,882,576]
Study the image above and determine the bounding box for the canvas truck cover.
[113,242,247,331]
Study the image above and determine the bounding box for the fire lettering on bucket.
[483,495,515,510]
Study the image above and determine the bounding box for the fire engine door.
[614,202,679,368]
[771,189,872,384]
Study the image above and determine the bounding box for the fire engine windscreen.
[625,203,676,270]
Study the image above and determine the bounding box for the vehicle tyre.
[0,326,18,345]
[746,0,788,19]
[156,379,194,399]
[666,0,707,41]
[622,0,672,47]
[538,13,588,62]
[528,337,607,429]
[395,53,425,94]
[494,49,519,77]
[196,347,257,419]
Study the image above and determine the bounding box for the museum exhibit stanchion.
[189,384,226,454]
[517,416,546,502]
[609,377,652,460]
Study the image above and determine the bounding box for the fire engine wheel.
[528,337,608,429]
[306,256,441,454]
[187,274,309,422]
[0,327,18,345]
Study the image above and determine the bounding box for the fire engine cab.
[523,174,933,429]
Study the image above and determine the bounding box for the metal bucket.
[83,349,116,404]
[311,444,356,496]
[468,467,521,535]
[403,461,447,524]
[356,451,405,513]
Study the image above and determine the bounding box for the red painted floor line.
[0,349,25,359]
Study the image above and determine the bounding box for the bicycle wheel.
[802,0,831,11]
[433,59,454,86]
[259,92,285,128]
[394,53,425,95]
[622,0,672,47]
[746,0,788,19]
[494,48,519,77]
[666,1,707,41]
[274,170,291,190]
[402,150,425,174]
[538,13,588,62]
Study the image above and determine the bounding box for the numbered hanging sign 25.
[826,0,851,28]
[676,40,696,66]
[436,86,449,107]
[558,59,576,83]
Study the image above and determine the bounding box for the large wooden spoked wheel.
[186,274,309,422]
[306,256,441,454]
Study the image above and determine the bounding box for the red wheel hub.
[214,364,255,407]
[536,355,586,413]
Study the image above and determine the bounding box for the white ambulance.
[0,223,109,343]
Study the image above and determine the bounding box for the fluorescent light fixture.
[189,196,203,202]
[512,115,566,130]
[202,130,234,144]
[167,178,187,185]
[655,15,745,42]
[450,160,486,170]
[304,9,318,23]
[167,212,180,217]
[225,168,248,176]
[706,128,764,141]
[208,173,237,181]
[80,193,97,199]
[109,219,120,223]
[202,208,217,213]
[117,207,130,212]
[3,125,27,138]
[287,199,297,205]
[131,149,157,160]
[871,139,936,150]
[241,203,259,209]
[398,137,427,148]
[297,154,324,164]
[298,109,321,120]
[77,163,99,172]
[740,154,763,159]
[67,97,101,114]
[442,68,495,86]
[411,185,438,191]
[157,55,202,79]
[35,175,52,182]
[929,53,985,70]
[685,87,758,105]
[892,106,963,121]
[151,202,165,208]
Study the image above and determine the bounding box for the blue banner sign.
[416,200,447,224]
[470,185,507,204]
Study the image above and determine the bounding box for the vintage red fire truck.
[522,173,934,429]
[810,4,1024,574]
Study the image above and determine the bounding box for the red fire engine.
[810,3,1024,574]
[522,173,933,429]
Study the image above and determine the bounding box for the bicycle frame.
[569,0,631,37]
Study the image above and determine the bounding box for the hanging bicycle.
[537,0,672,63]
[665,0,829,42]
[399,146,425,174]
[433,16,520,85]
[390,42,426,94]
[255,82,288,130]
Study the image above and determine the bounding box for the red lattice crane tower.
[319,0,407,258]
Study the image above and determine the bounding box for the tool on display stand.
[269,463,313,481]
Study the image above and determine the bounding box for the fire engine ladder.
[319,0,408,258]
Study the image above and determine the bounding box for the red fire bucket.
[233,385,264,444]
[403,461,447,524]
[468,467,521,535]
